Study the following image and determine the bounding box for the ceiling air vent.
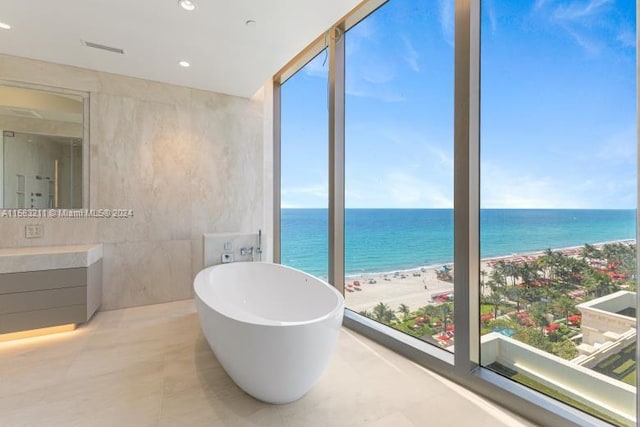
[82,40,125,55]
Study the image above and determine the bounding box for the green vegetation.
[358,242,634,365]
[483,242,635,358]
[480,303,514,316]
[355,242,637,424]
[593,344,636,387]
[550,340,579,360]
[359,302,452,341]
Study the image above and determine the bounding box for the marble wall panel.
[0,55,266,310]
[0,217,99,248]
[102,240,192,310]
[258,84,275,263]
[97,72,192,107]
[190,238,204,281]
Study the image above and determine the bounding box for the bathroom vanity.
[0,244,103,335]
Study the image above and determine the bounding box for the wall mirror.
[0,83,88,209]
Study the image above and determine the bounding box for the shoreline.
[344,238,636,280]
[344,239,636,314]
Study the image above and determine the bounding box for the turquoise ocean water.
[280,209,637,278]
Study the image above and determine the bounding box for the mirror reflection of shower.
[2,131,82,209]
[0,84,85,209]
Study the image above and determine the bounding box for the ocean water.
[280,209,637,278]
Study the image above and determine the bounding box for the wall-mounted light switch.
[25,224,43,239]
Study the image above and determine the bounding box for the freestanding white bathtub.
[194,262,344,404]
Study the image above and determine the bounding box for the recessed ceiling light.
[178,0,196,11]
[178,60,190,68]
[0,22,11,30]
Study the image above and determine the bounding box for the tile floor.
[0,300,535,426]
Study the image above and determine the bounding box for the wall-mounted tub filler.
[204,231,265,268]
[257,229,262,261]
[194,262,344,404]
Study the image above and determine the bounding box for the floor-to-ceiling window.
[479,1,636,425]
[280,51,329,279]
[275,0,637,424]
[343,0,455,350]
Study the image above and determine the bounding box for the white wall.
[0,54,266,309]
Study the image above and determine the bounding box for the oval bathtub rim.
[194,262,345,328]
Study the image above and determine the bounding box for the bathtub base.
[196,295,342,404]
[193,262,344,406]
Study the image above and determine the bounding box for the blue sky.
[280,0,636,209]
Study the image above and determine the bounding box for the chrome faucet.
[257,229,263,262]
[240,230,263,262]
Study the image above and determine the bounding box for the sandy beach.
[345,267,452,313]
[344,239,635,314]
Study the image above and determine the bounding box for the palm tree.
[601,243,631,266]
[621,257,636,282]
[583,271,615,297]
[438,303,452,335]
[595,278,617,298]
[537,249,556,281]
[503,261,520,286]
[413,306,429,317]
[563,256,588,288]
[491,261,509,287]
[397,304,411,321]
[504,285,525,312]
[529,302,550,332]
[484,290,503,319]
[480,269,488,296]
[523,261,541,284]
[581,243,602,262]
[552,295,575,323]
[372,302,396,324]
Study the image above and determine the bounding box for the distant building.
[576,291,636,356]
[480,291,637,425]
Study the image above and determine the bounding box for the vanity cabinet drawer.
[0,245,102,336]
[0,305,86,334]
[0,286,86,315]
[0,268,86,294]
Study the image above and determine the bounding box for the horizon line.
[281,207,638,210]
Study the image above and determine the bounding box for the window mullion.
[328,27,346,294]
[453,0,481,373]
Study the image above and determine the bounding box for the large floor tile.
[0,299,535,427]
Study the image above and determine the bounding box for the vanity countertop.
[0,244,103,274]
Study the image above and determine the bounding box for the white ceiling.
[0,0,361,98]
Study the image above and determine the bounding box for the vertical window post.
[328,27,346,294]
[454,0,481,371]
[272,82,282,264]
[636,6,640,418]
